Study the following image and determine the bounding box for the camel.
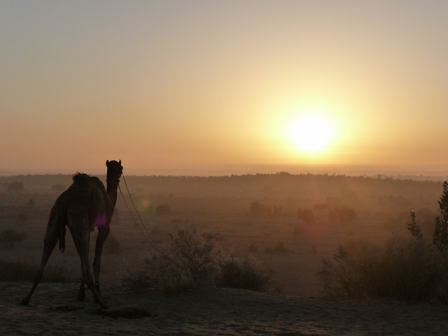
[21,160,123,309]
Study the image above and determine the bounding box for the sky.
[2,1,448,176]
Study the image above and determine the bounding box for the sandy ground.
[1,283,448,335]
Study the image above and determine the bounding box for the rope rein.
[118,174,188,271]
[118,175,157,250]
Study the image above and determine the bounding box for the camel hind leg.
[21,214,59,306]
[93,224,110,298]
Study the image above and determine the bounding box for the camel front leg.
[93,224,110,297]
[79,231,108,309]
[69,213,108,309]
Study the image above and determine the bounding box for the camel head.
[106,160,123,183]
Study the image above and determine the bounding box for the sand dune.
[1,282,448,335]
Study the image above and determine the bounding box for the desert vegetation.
[0,172,446,300]
[319,180,448,302]
[0,228,27,248]
[121,225,271,293]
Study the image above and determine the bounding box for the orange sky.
[2,1,448,175]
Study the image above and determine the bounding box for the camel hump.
[72,173,91,184]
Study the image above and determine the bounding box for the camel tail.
[53,210,67,253]
[59,220,66,253]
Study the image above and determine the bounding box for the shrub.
[0,259,80,282]
[250,201,271,216]
[216,257,271,291]
[0,228,27,248]
[122,226,271,294]
[122,226,223,293]
[155,204,171,216]
[330,206,357,224]
[6,181,24,193]
[273,241,293,253]
[318,236,448,301]
[297,208,315,224]
[247,242,259,253]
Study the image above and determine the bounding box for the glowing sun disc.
[291,117,333,153]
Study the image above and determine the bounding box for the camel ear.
[119,160,121,165]
[106,160,109,166]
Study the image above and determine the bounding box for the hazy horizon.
[2,1,448,174]
[3,164,448,179]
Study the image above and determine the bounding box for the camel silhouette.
[22,160,123,309]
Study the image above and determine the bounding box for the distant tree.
[434,181,448,251]
[334,206,357,224]
[51,184,65,192]
[0,228,27,248]
[250,201,271,216]
[328,206,357,225]
[26,199,36,207]
[6,181,24,193]
[143,201,154,215]
[156,204,171,216]
[416,208,436,238]
[408,210,423,239]
[297,208,315,224]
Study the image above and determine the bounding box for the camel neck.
[106,180,119,207]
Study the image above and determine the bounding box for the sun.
[290,117,333,153]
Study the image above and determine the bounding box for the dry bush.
[0,259,80,282]
[274,241,293,253]
[0,228,27,248]
[217,257,271,291]
[318,236,448,301]
[122,226,223,293]
[247,242,259,253]
[122,226,271,293]
[155,204,171,216]
[6,181,24,193]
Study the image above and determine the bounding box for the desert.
[2,173,448,335]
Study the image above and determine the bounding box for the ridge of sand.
[2,282,448,335]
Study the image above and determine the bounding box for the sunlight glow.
[290,117,333,153]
